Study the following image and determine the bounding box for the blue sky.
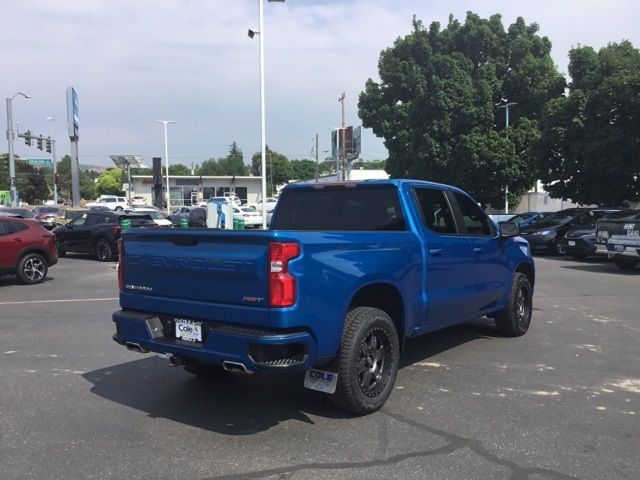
[2,0,639,168]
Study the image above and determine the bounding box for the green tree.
[251,147,293,195]
[352,159,387,170]
[290,159,317,180]
[0,154,50,204]
[358,13,565,207]
[95,168,124,196]
[537,41,640,205]
[197,142,248,176]
[54,155,97,201]
[168,164,191,175]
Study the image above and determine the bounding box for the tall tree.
[359,13,565,207]
[0,154,50,204]
[251,147,293,195]
[55,155,97,201]
[168,164,191,175]
[95,168,124,196]
[537,41,640,205]
[290,159,317,180]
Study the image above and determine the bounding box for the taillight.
[117,239,125,291]
[113,225,121,234]
[269,242,300,307]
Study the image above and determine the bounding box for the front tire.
[17,253,48,285]
[612,257,639,271]
[95,238,114,262]
[330,307,399,415]
[495,272,533,336]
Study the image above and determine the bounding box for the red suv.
[0,216,58,284]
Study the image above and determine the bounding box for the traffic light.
[54,172,61,184]
[25,130,32,147]
[46,137,52,153]
[36,136,43,150]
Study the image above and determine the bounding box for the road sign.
[27,158,52,166]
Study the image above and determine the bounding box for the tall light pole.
[46,116,58,205]
[156,120,175,211]
[6,92,31,207]
[249,0,285,228]
[498,101,517,214]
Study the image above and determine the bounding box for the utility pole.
[6,92,30,207]
[338,92,345,181]
[314,133,319,183]
[499,101,517,214]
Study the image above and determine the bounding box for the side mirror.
[499,221,520,238]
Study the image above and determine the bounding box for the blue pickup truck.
[113,180,534,414]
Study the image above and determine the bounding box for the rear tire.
[17,253,48,285]
[495,272,533,337]
[330,307,399,415]
[612,257,639,271]
[95,238,114,262]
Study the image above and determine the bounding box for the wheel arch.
[18,247,52,266]
[348,282,405,349]
[515,262,535,289]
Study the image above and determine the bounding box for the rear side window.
[0,220,8,236]
[9,221,28,233]
[453,193,494,236]
[273,186,405,231]
[413,188,457,234]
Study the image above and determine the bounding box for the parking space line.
[0,297,118,306]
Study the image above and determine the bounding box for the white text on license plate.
[614,244,624,252]
[175,319,202,342]
[568,241,576,246]
[304,369,338,394]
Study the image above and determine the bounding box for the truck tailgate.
[119,229,272,326]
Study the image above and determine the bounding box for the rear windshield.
[273,185,406,231]
[38,207,60,214]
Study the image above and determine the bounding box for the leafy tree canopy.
[358,12,565,207]
[290,159,317,181]
[251,147,293,195]
[95,168,124,196]
[537,41,640,205]
[168,164,191,176]
[197,141,249,176]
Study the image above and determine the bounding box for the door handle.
[473,247,483,254]
[428,248,443,256]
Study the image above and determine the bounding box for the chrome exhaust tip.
[125,342,148,354]
[222,361,253,374]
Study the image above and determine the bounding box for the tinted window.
[0,220,8,236]
[534,211,577,228]
[9,220,28,233]
[413,188,457,234]
[601,210,640,221]
[273,186,405,231]
[453,193,494,236]
[509,212,535,223]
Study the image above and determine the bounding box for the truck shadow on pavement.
[82,318,502,436]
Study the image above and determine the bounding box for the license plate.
[303,369,338,394]
[568,241,576,246]
[614,244,624,252]
[175,319,202,342]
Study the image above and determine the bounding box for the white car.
[249,197,278,213]
[131,196,147,207]
[233,206,262,228]
[125,208,172,227]
[85,196,129,211]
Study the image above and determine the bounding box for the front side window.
[413,188,457,234]
[71,214,87,226]
[453,193,494,236]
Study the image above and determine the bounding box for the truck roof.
[283,178,468,194]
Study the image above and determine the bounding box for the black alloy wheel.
[95,239,113,262]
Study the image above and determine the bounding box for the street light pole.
[499,101,517,214]
[156,120,175,211]
[250,0,285,228]
[5,92,30,207]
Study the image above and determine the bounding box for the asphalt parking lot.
[1,256,638,480]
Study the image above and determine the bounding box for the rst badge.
[303,368,338,394]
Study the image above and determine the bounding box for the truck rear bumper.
[112,309,317,373]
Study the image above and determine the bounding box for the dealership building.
[129,175,263,207]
